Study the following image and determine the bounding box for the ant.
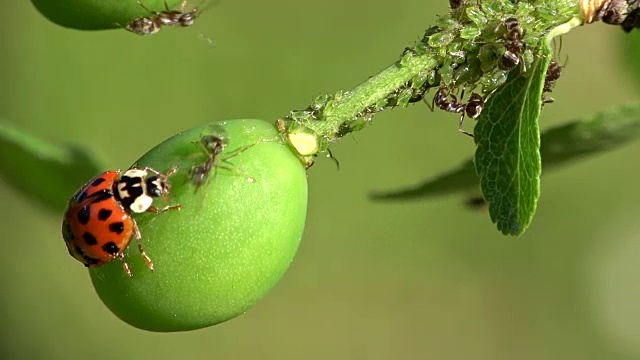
[125,0,200,35]
[428,85,485,137]
[189,134,257,193]
[449,0,482,10]
[497,17,526,72]
[541,60,562,107]
[622,7,640,32]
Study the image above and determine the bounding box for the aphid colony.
[62,132,252,277]
[422,12,532,137]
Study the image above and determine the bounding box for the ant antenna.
[326,148,340,170]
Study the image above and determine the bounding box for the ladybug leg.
[132,219,154,272]
[118,253,134,277]
[147,203,183,214]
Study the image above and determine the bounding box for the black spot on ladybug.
[77,205,91,225]
[82,255,100,265]
[91,177,106,187]
[62,221,75,241]
[74,190,88,203]
[74,245,85,256]
[98,209,112,221]
[83,232,98,246]
[90,190,113,204]
[108,222,125,234]
[102,241,120,255]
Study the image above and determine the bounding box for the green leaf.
[0,121,106,212]
[371,102,640,202]
[621,30,640,92]
[473,55,550,235]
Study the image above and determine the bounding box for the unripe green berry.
[30,0,184,30]
[90,119,308,332]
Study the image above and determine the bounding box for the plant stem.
[319,55,438,135]
[277,0,581,166]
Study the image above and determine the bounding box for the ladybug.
[62,165,182,277]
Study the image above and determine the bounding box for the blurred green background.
[2,0,640,359]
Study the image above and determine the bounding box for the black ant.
[125,0,200,35]
[449,0,482,10]
[622,6,640,32]
[428,86,485,137]
[541,60,562,107]
[189,135,257,193]
[449,0,464,9]
[498,17,526,72]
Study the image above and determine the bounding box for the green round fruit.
[90,119,308,332]
[30,0,184,30]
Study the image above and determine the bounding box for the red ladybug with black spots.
[62,165,182,277]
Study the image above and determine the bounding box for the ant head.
[179,12,197,26]
[503,17,519,31]
[200,135,225,155]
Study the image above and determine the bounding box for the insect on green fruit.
[90,119,308,332]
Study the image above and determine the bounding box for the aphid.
[125,0,201,35]
[189,134,257,193]
[429,86,485,137]
[498,17,526,72]
[62,166,182,277]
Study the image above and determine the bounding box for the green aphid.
[481,69,508,91]
[435,17,460,30]
[428,31,455,48]
[466,7,488,26]
[478,43,502,72]
[396,88,415,108]
[454,58,483,85]
[460,26,482,40]
[311,94,331,111]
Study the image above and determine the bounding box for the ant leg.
[458,113,474,137]
[143,165,179,179]
[213,164,256,183]
[426,95,436,111]
[326,148,340,170]
[136,0,157,15]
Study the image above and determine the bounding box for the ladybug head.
[146,176,172,199]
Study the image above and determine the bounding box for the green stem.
[319,55,437,135]
[278,0,581,165]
